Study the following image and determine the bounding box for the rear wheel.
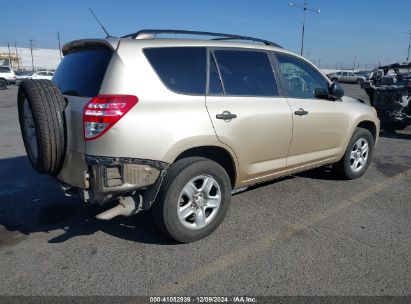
[0,79,7,90]
[152,157,232,243]
[335,128,374,179]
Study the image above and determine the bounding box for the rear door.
[206,49,293,185]
[274,52,348,168]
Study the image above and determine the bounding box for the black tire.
[151,157,232,243]
[17,80,66,175]
[335,127,374,180]
[0,79,7,90]
[357,79,364,85]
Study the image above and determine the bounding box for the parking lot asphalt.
[0,84,410,296]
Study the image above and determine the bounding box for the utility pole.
[288,0,320,56]
[405,30,411,61]
[14,42,20,71]
[29,39,35,71]
[57,31,62,60]
[318,58,321,68]
[7,42,12,69]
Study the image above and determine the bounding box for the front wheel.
[335,127,374,179]
[151,157,232,243]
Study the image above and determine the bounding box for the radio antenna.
[89,7,112,38]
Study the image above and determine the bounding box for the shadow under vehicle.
[362,62,411,129]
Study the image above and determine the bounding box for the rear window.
[0,67,11,73]
[144,47,206,95]
[53,48,112,97]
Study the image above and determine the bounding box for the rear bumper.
[56,153,169,204]
[86,155,168,203]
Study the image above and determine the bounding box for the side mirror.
[329,82,344,100]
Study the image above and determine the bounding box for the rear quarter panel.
[86,40,225,165]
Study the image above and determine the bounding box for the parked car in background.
[354,71,370,79]
[0,66,16,89]
[16,71,54,85]
[329,71,366,85]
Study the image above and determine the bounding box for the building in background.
[0,46,60,71]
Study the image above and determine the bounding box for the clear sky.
[2,0,410,69]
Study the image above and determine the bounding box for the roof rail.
[121,29,282,48]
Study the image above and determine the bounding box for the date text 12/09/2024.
[149,296,257,303]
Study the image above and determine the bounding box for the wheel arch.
[356,120,377,142]
[174,145,238,187]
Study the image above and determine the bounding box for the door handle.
[216,111,237,120]
[294,108,309,116]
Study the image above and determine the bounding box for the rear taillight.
[83,95,138,140]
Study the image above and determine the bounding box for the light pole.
[57,31,62,60]
[29,39,35,71]
[405,30,411,61]
[14,42,20,71]
[288,1,320,56]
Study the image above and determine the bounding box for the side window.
[275,53,329,99]
[208,53,223,95]
[144,47,206,95]
[213,50,278,96]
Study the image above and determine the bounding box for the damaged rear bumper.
[58,155,169,207]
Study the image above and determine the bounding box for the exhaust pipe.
[96,196,141,220]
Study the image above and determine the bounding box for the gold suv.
[17,30,379,242]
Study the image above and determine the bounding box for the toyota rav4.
[17,30,380,243]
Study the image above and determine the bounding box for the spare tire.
[17,80,66,175]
